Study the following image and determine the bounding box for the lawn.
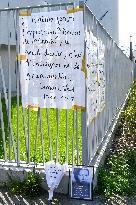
[0,97,82,164]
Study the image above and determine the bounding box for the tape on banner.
[97,112,101,117]
[27,105,39,112]
[101,105,106,113]
[90,117,95,123]
[19,11,31,16]
[81,55,87,78]
[72,105,86,112]
[16,54,27,61]
[97,73,100,85]
[67,6,83,14]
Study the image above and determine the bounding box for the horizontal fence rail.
[0,2,134,169]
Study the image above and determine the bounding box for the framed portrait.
[70,166,94,200]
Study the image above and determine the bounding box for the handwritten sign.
[86,31,105,121]
[86,31,99,121]
[19,10,85,109]
[98,39,106,112]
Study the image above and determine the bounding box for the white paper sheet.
[86,31,106,121]
[19,10,85,109]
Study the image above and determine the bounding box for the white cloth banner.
[19,10,85,109]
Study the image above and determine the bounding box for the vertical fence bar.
[46,4,53,163]
[72,110,75,165]
[94,20,98,154]
[92,119,95,158]
[88,14,95,162]
[56,108,59,163]
[27,107,30,163]
[16,10,20,165]
[7,9,17,162]
[7,9,12,161]
[105,36,110,134]
[27,8,32,164]
[65,3,69,165]
[22,107,28,158]
[39,109,45,164]
[0,92,7,161]
[46,108,52,161]
[66,109,68,164]
[34,108,39,165]
[71,2,76,166]
[76,109,79,165]
[107,39,112,130]
[82,3,88,165]
[81,111,88,165]
[37,4,45,166]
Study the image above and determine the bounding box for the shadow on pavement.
[0,187,105,205]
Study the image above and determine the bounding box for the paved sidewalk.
[0,188,105,205]
[0,188,136,205]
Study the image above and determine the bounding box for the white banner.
[19,10,85,109]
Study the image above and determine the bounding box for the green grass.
[0,97,82,164]
[96,80,136,197]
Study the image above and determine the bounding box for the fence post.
[81,1,88,166]
[129,36,134,61]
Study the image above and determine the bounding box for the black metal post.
[129,36,133,61]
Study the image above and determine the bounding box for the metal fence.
[84,5,134,164]
[0,2,134,168]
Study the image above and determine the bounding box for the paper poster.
[86,31,106,121]
[71,166,94,200]
[97,39,106,112]
[19,10,85,109]
[86,31,99,121]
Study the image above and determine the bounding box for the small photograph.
[71,166,94,200]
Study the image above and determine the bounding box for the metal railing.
[0,2,134,168]
[84,5,134,163]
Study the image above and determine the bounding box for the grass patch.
[0,97,82,164]
[96,80,136,197]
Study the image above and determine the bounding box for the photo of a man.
[71,167,93,200]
